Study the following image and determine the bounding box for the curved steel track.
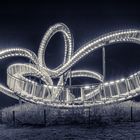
[0,23,140,107]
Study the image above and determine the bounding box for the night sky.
[0,1,140,107]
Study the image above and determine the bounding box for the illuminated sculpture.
[0,23,140,107]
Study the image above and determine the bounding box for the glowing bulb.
[121,78,125,81]
[84,85,90,89]
[110,81,114,84]
[104,82,109,86]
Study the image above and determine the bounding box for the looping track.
[0,23,140,107]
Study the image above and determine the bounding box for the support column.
[69,69,72,87]
[102,46,106,81]
[81,88,85,101]
[109,85,112,97]
[102,47,106,101]
[66,88,70,103]
[116,82,120,96]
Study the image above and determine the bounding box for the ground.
[0,123,140,140]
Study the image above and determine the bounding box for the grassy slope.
[1,100,140,126]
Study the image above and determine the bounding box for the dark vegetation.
[1,101,140,127]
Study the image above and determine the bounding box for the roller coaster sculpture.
[0,23,140,108]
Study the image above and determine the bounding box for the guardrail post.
[44,109,46,126]
[13,111,15,126]
[88,107,91,128]
[0,110,2,124]
[131,105,133,122]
